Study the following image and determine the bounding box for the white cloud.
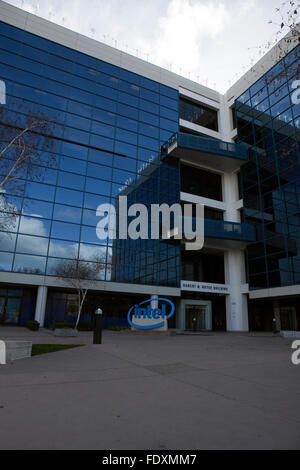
[4,0,285,92]
[152,0,230,82]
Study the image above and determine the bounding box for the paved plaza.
[0,327,299,450]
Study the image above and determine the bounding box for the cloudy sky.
[4,0,292,93]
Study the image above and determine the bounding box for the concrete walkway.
[0,327,299,449]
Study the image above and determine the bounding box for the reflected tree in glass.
[0,101,58,230]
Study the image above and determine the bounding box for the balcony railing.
[182,217,256,242]
[162,132,248,161]
[205,219,256,241]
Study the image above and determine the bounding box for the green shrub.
[108,326,130,331]
[77,323,93,331]
[27,320,40,331]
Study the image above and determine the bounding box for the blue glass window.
[79,242,107,261]
[51,221,80,241]
[25,182,55,202]
[92,108,116,126]
[55,188,83,207]
[140,99,159,115]
[56,172,84,191]
[90,134,114,152]
[160,95,178,110]
[19,216,50,237]
[0,232,17,252]
[114,155,137,172]
[116,115,138,132]
[48,239,79,258]
[115,128,137,145]
[61,142,88,160]
[0,252,13,271]
[53,204,82,224]
[13,254,46,274]
[22,199,53,219]
[16,234,48,256]
[59,156,87,175]
[86,177,111,196]
[139,123,159,139]
[120,81,140,96]
[84,193,111,211]
[87,162,112,180]
[160,84,178,100]
[114,140,137,158]
[91,121,115,138]
[140,77,159,92]
[88,149,113,166]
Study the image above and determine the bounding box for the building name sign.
[181,280,230,295]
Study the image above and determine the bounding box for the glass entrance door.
[0,296,21,324]
[186,305,207,331]
[0,297,5,323]
[280,307,297,331]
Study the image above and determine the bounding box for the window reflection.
[16,234,48,256]
[13,254,46,274]
[49,239,79,258]
[22,199,53,219]
[19,216,50,237]
[0,252,13,271]
[0,232,16,251]
[51,221,80,242]
[53,204,82,224]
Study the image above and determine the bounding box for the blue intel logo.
[127,298,175,330]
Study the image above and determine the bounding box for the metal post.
[93,308,103,344]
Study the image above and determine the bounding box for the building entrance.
[0,289,22,324]
[177,299,212,331]
[185,305,207,331]
[280,306,297,331]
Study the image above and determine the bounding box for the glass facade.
[0,21,180,287]
[236,45,300,290]
[112,157,181,286]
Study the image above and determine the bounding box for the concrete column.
[225,250,249,332]
[219,95,233,142]
[273,301,281,332]
[34,286,48,327]
[222,172,240,223]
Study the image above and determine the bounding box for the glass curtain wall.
[236,45,300,289]
[0,21,180,287]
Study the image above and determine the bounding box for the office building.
[0,1,299,331]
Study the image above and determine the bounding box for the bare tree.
[54,256,107,329]
[269,1,300,58]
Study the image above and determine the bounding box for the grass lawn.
[31,344,84,356]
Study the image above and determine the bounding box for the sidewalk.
[0,326,93,344]
[0,327,299,450]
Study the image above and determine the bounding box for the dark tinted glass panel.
[181,164,222,201]
[179,98,218,131]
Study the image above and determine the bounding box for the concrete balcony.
[161,132,249,171]
[165,217,256,249]
[204,218,256,242]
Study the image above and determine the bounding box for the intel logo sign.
[127,298,175,330]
